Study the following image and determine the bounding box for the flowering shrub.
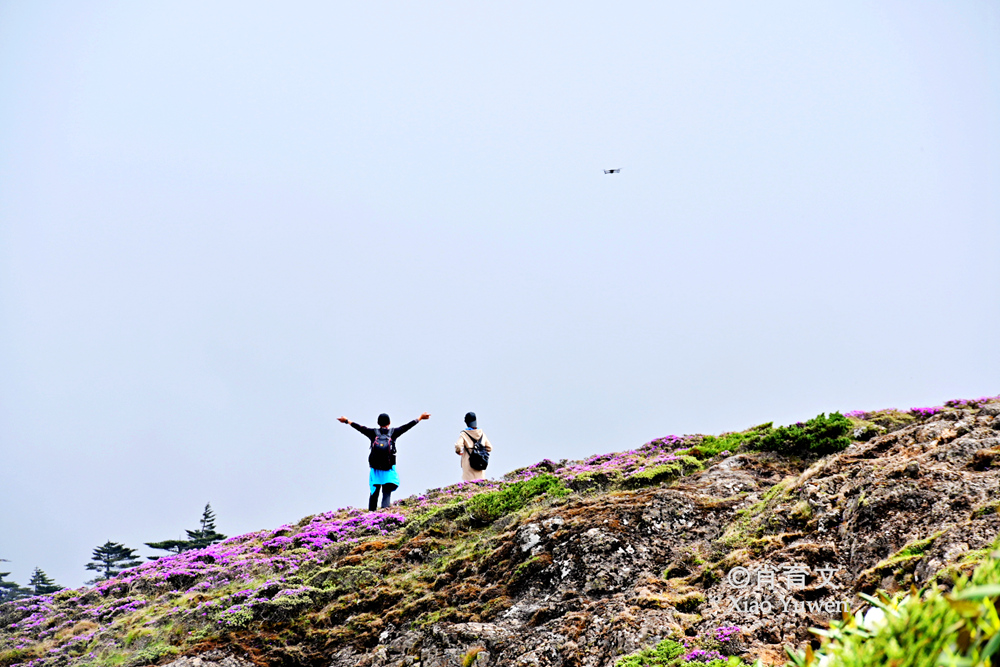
[683,648,725,663]
[944,395,1000,409]
[3,397,991,667]
[714,625,741,643]
[614,637,759,667]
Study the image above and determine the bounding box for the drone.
[604,168,621,174]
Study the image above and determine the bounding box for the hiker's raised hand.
[338,416,350,424]
[418,412,431,421]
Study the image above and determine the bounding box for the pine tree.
[184,503,226,550]
[85,541,142,583]
[28,567,62,595]
[0,562,31,602]
[143,538,192,559]
[146,503,227,559]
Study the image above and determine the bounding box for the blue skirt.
[369,466,400,495]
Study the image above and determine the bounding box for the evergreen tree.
[85,541,142,583]
[0,562,31,602]
[145,503,227,559]
[28,567,62,595]
[143,538,191,559]
[184,503,226,550]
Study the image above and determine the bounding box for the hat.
[464,412,477,429]
[378,413,391,427]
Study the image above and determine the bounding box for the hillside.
[2,396,999,667]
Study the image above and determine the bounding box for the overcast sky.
[1,1,997,588]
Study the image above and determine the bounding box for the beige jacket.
[454,429,493,482]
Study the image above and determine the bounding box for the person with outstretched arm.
[338,412,430,511]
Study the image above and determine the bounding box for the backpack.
[466,432,490,471]
[369,428,396,471]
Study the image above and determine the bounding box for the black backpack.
[466,432,490,471]
[369,428,396,471]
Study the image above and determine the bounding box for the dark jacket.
[350,420,419,468]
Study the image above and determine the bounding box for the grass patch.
[466,474,569,524]
[855,531,944,591]
[971,499,1000,519]
[717,478,795,548]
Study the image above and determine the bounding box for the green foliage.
[466,474,569,524]
[745,412,851,457]
[615,638,759,667]
[621,459,702,490]
[462,647,485,667]
[0,649,31,667]
[27,567,62,595]
[789,540,1000,667]
[972,500,1000,519]
[614,638,686,666]
[124,642,178,667]
[85,541,142,583]
[682,423,774,460]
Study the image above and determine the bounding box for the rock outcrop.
[3,399,998,667]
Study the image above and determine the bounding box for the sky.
[1,1,998,589]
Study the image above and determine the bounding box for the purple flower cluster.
[684,648,726,663]
[714,625,741,642]
[945,395,1000,409]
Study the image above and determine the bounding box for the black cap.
[378,413,390,426]
[464,412,477,429]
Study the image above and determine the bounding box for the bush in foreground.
[786,536,1000,667]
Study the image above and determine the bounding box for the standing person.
[454,412,493,482]
[338,412,430,511]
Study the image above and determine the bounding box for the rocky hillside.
[2,397,999,667]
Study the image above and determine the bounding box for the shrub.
[788,539,1000,667]
[744,412,851,457]
[692,424,773,459]
[466,474,569,524]
[615,638,760,667]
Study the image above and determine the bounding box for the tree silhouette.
[28,567,62,595]
[0,561,30,602]
[146,503,227,559]
[185,503,226,550]
[85,541,142,583]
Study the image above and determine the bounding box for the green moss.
[462,646,485,666]
[123,627,152,647]
[790,501,813,522]
[512,554,552,583]
[862,409,918,431]
[621,460,700,490]
[615,638,758,667]
[717,478,795,548]
[466,474,569,524]
[124,642,178,667]
[855,531,945,591]
[614,638,686,666]
[0,649,32,667]
[972,499,1000,519]
[896,532,941,559]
